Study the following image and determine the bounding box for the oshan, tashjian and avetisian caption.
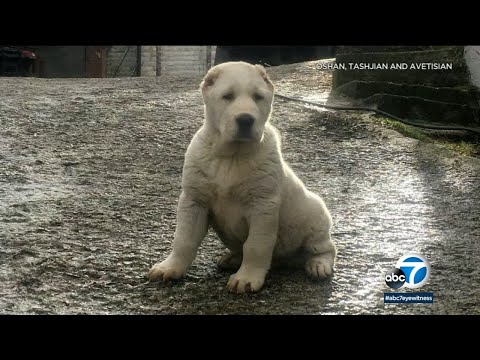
[318,63,453,70]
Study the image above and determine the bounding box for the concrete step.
[335,46,443,54]
[330,46,480,129]
[363,93,480,126]
[333,80,480,107]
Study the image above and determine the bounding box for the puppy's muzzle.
[235,113,255,140]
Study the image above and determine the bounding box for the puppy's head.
[200,61,274,144]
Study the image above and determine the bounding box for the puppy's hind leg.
[303,230,336,280]
[217,251,242,271]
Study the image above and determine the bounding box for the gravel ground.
[1,61,479,314]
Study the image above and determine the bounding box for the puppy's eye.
[254,93,264,101]
[222,92,234,101]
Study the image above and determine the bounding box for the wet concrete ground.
[1,62,479,314]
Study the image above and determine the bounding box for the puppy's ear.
[200,67,222,93]
[255,64,274,89]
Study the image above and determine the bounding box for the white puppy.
[149,61,336,293]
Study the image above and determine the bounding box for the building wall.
[464,46,480,90]
[141,46,157,76]
[107,46,216,77]
[156,46,214,76]
[107,46,138,77]
[211,46,217,69]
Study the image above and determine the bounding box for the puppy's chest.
[201,158,257,203]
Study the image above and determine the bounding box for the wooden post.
[86,46,107,78]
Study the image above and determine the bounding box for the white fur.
[149,61,336,293]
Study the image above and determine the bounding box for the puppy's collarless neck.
[212,141,262,158]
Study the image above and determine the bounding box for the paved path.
[1,62,479,314]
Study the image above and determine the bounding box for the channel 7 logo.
[385,254,431,289]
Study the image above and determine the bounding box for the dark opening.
[214,46,336,66]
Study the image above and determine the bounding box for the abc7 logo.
[385,254,430,289]
[385,268,407,289]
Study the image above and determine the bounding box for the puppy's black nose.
[236,114,255,129]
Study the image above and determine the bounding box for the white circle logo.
[395,253,431,289]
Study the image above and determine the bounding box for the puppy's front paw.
[227,270,265,294]
[148,258,188,282]
[305,255,334,280]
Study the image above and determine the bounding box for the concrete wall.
[141,46,157,76]
[107,46,216,77]
[107,46,138,77]
[464,46,480,90]
[157,46,214,76]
